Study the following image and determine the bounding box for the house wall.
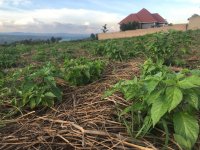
[141,23,155,29]
[98,24,187,40]
[157,23,167,27]
[188,16,200,30]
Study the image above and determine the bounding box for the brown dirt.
[0,58,155,150]
[1,57,199,150]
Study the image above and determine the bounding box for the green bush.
[95,40,129,61]
[12,62,62,109]
[63,58,106,86]
[94,30,193,64]
[144,31,192,65]
[120,22,140,31]
[0,47,20,68]
[105,59,200,150]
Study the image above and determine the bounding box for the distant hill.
[0,32,89,44]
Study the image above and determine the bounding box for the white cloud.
[0,0,31,6]
[1,1,198,33]
[84,22,90,26]
[0,8,123,33]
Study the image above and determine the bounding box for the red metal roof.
[119,14,140,24]
[136,8,157,23]
[152,13,166,23]
[119,8,166,24]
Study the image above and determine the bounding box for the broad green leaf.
[190,70,200,76]
[173,112,199,150]
[174,134,192,150]
[165,86,183,112]
[163,79,176,86]
[136,116,152,137]
[176,73,185,80]
[45,92,56,98]
[46,99,54,106]
[178,76,200,89]
[188,92,199,110]
[120,102,144,117]
[144,77,160,94]
[102,89,116,98]
[178,80,198,89]
[44,77,62,101]
[187,76,200,86]
[35,97,42,105]
[23,81,35,92]
[84,69,90,79]
[146,89,163,105]
[124,90,138,100]
[30,99,36,109]
[151,98,169,126]
[22,92,31,106]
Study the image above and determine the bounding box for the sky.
[0,0,199,34]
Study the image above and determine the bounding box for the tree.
[50,37,62,43]
[102,24,108,33]
[56,37,62,42]
[120,22,140,31]
[90,33,97,40]
[50,36,56,43]
[191,14,199,18]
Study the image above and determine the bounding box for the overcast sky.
[0,0,199,34]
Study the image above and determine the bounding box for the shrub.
[12,62,62,109]
[144,31,192,65]
[0,47,20,68]
[63,58,106,86]
[105,59,200,149]
[95,40,129,61]
[120,22,140,31]
[90,33,98,40]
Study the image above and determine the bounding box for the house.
[188,14,200,30]
[119,8,167,29]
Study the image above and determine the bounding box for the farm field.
[0,30,200,150]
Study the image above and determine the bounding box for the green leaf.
[162,119,169,148]
[46,99,54,107]
[187,76,200,86]
[144,77,160,94]
[146,89,163,105]
[151,98,169,126]
[102,89,116,99]
[84,69,90,79]
[178,76,200,89]
[174,134,192,150]
[35,97,42,105]
[190,70,200,76]
[178,80,198,89]
[165,87,183,112]
[44,77,62,101]
[120,102,144,117]
[30,99,36,109]
[188,92,199,110]
[23,81,35,92]
[173,112,199,150]
[124,90,137,100]
[45,92,56,98]
[136,116,152,137]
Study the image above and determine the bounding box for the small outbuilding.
[188,14,200,30]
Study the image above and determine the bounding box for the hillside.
[0,33,89,44]
[0,30,200,150]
